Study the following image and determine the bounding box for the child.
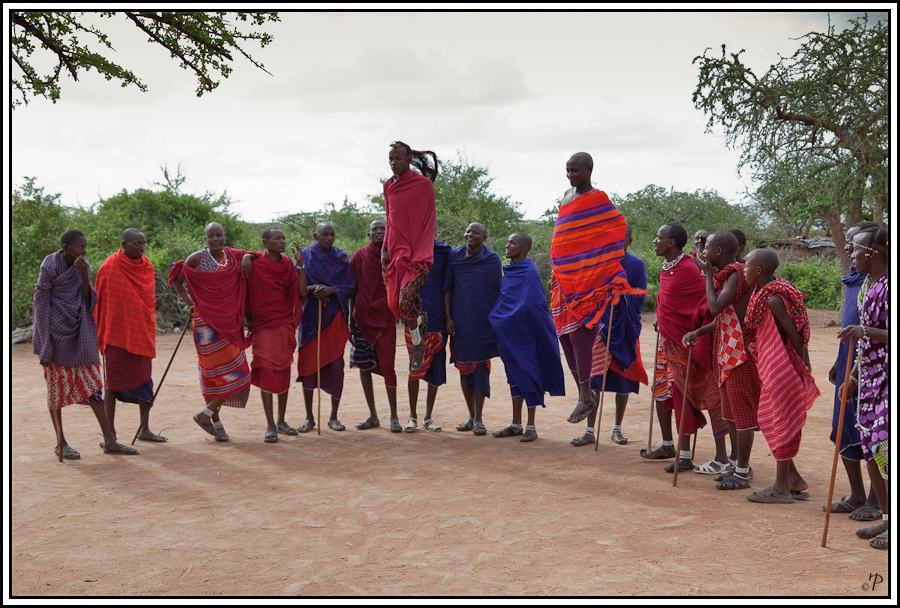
[742,248,819,503]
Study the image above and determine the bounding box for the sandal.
[570,432,596,447]
[212,421,228,442]
[611,429,628,445]
[327,419,346,432]
[855,523,887,539]
[472,422,487,436]
[54,446,81,460]
[296,419,316,433]
[869,531,889,550]
[99,441,139,455]
[520,429,538,442]
[716,474,751,490]
[567,399,597,424]
[849,505,882,521]
[694,459,731,475]
[355,418,380,430]
[456,418,474,432]
[409,313,428,373]
[404,418,417,433]
[390,419,403,433]
[492,425,524,438]
[664,459,693,473]
[716,467,753,481]
[423,418,442,432]
[277,422,298,436]
[640,444,676,460]
[193,413,216,436]
[264,428,278,443]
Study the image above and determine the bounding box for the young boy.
[489,233,566,442]
[742,248,820,503]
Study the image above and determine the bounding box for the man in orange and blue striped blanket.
[550,152,647,425]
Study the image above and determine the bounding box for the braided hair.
[390,141,439,182]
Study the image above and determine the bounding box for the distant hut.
[754,237,837,263]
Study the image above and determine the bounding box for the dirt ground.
[7,310,892,598]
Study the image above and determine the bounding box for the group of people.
[32,147,889,550]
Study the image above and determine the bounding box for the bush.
[776,258,843,310]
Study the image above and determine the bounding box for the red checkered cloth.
[43,364,102,411]
[720,357,760,431]
[712,263,750,384]
[103,344,152,392]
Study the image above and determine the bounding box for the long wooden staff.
[672,346,694,487]
[646,330,661,454]
[131,320,191,445]
[595,306,615,452]
[822,339,856,547]
[317,297,323,436]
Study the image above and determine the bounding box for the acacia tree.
[11,11,279,108]
[693,13,888,270]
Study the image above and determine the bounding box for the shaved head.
[568,152,593,169]
[315,221,335,234]
[121,227,144,242]
[746,248,779,273]
[706,231,738,255]
[205,222,224,235]
[510,232,532,249]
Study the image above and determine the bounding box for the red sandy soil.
[8,310,891,597]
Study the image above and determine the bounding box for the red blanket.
[248,252,301,332]
[383,169,437,319]
[549,190,646,331]
[168,246,250,349]
[94,250,156,358]
[351,241,395,346]
[656,254,713,371]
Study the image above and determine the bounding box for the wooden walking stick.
[646,330,660,454]
[317,297,323,436]
[822,340,856,547]
[672,346,694,487]
[691,432,698,461]
[131,320,191,445]
[595,306,615,452]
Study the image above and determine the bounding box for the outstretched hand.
[292,242,304,267]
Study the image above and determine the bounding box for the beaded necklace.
[661,252,684,274]
[205,247,228,268]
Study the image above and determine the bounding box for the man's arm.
[443,290,455,336]
[33,260,54,366]
[682,321,715,347]
[705,270,738,317]
[767,295,805,363]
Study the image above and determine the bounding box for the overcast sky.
[6,7,893,224]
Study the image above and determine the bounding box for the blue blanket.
[443,244,502,362]
[489,258,566,407]
[298,243,356,349]
[599,252,647,371]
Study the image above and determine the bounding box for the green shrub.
[776,259,842,310]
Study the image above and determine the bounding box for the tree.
[276,198,383,256]
[11,11,279,108]
[11,179,73,325]
[612,184,759,250]
[693,14,888,271]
